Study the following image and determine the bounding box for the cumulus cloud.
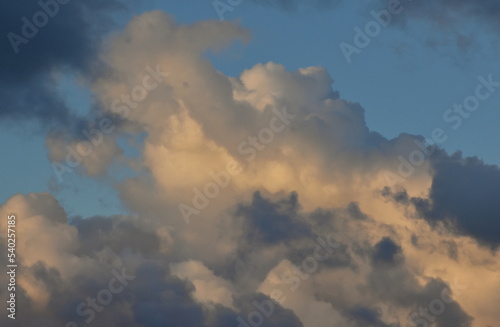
[3,9,500,327]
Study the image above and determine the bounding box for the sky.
[0,1,500,327]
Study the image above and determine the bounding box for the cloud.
[383,149,500,249]
[0,0,134,128]
[393,0,500,28]
[411,151,500,248]
[372,237,403,266]
[370,0,500,53]
[237,191,313,245]
[170,260,236,308]
[250,0,341,10]
[346,306,393,327]
[0,193,305,327]
[3,9,500,327]
[75,13,500,326]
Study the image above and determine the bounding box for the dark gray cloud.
[372,237,403,266]
[394,0,500,27]
[347,202,368,220]
[218,191,313,284]
[365,261,472,327]
[347,306,393,327]
[380,187,410,206]
[0,1,133,128]
[412,151,500,248]
[371,0,500,53]
[254,0,500,29]
[237,191,313,245]
[234,293,304,327]
[286,236,352,269]
[415,278,473,327]
[71,215,161,256]
[130,263,206,327]
[234,191,354,272]
[250,0,341,10]
[314,231,473,327]
[381,148,500,249]
[213,191,358,291]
